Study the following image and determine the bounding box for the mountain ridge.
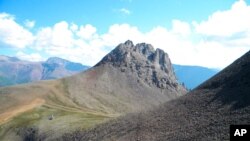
[173,64,219,89]
[0,56,89,87]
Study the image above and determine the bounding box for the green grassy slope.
[0,79,115,141]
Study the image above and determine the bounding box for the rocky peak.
[96,40,173,73]
[96,40,184,90]
[124,40,134,47]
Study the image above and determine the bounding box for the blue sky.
[0,0,237,32]
[0,0,250,69]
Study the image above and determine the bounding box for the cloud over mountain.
[0,1,249,68]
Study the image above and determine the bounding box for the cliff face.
[96,40,184,91]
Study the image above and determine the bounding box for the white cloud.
[100,24,144,48]
[77,24,97,40]
[70,23,78,32]
[16,51,44,62]
[194,0,250,37]
[88,22,248,69]
[4,19,249,68]
[171,20,191,36]
[34,21,73,50]
[0,13,34,48]
[52,21,73,47]
[24,20,35,28]
[33,21,107,66]
[119,8,131,15]
[145,26,177,48]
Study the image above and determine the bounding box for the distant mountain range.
[0,55,89,87]
[0,55,218,89]
[173,64,219,89]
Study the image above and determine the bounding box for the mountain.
[95,40,183,91]
[61,50,250,141]
[0,56,89,87]
[61,40,187,113]
[41,57,89,79]
[173,64,219,89]
[0,41,186,140]
[45,57,87,71]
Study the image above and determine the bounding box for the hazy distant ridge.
[0,56,89,87]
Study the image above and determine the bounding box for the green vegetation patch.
[0,105,111,140]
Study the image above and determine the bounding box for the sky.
[0,0,250,69]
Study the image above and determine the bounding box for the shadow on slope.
[199,51,250,110]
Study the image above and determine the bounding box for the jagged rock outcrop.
[63,40,187,114]
[96,40,182,90]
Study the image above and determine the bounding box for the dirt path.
[0,98,45,125]
[44,103,119,118]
